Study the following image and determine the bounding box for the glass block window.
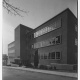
[34,18,62,38]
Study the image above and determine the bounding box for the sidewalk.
[3,66,78,78]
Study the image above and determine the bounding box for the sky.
[2,0,77,55]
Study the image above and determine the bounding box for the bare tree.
[3,0,28,17]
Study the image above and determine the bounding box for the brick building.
[8,8,77,67]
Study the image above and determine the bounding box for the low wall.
[50,63,77,71]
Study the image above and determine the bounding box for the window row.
[8,50,15,53]
[8,44,15,48]
[32,35,61,49]
[9,56,15,58]
[34,18,61,38]
[40,52,61,60]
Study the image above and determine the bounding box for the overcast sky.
[2,0,77,54]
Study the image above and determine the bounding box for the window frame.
[51,52,55,59]
[55,35,62,44]
[55,52,61,60]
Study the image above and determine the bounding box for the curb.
[3,66,78,78]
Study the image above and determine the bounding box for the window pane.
[56,35,61,44]
[36,32,38,37]
[41,55,43,59]
[38,30,40,36]
[32,45,33,48]
[51,52,55,59]
[51,38,55,45]
[44,54,47,59]
[48,53,51,59]
[42,28,45,34]
[56,52,60,59]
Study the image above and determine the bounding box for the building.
[28,8,77,66]
[8,8,77,67]
[15,24,33,65]
[8,41,15,64]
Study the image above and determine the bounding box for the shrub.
[53,66,56,70]
[25,63,34,68]
[49,66,53,70]
[39,65,48,70]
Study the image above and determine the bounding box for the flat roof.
[33,8,77,31]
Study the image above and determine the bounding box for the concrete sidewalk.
[3,66,78,78]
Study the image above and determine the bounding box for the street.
[2,67,77,80]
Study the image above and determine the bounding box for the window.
[47,52,61,60]
[32,45,34,48]
[75,38,78,46]
[34,18,62,38]
[40,52,61,60]
[44,54,47,59]
[52,22,56,30]
[41,55,43,59]
[38,30,41,36]
[8,43,15,48]
[34,33,35,37]
[56,52,61,59]
[56,35,61,44]
[51,52,55,59]
[34,43,36,49]
[48,53,51,59]
[33,35,62,49]
[8,50,15,53]
[45,27,48,33]
[51,38,55,45]
[75,24,78,32]
[41,29,44,35]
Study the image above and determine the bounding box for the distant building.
[8,41,15,64]
[8,8,77,67]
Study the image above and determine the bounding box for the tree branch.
[3,0,28,17]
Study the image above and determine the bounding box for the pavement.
[3,66,78,78]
